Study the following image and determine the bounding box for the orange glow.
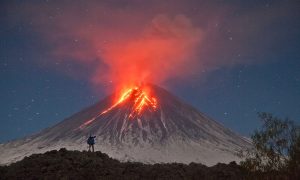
[103,86,158,118]
[100,88,134,115]
[78,85,157,129]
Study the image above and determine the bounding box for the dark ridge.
[0,148,248,180]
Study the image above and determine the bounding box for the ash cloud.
[5,0,298,89]
[94,14,203,87]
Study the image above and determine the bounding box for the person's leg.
[92,144,94,152]
[88,145,91,151]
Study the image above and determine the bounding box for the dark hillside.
[0,148,248,180]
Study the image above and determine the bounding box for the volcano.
[0,84,251,165]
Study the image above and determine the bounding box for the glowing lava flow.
[78,86,157,129]
[127,87,157,118]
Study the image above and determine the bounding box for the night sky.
[1,0,299,143]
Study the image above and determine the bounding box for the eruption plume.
[93,14,203,88]
[8,0,290,93]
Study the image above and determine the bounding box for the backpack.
[87,137,94,145]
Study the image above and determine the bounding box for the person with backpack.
[87,135,96,152]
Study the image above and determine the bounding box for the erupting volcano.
[0,84,251,165]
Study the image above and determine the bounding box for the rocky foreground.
[0,148,290,180]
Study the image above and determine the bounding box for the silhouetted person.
[87,135,96,152]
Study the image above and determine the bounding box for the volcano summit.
[0,84,251,165]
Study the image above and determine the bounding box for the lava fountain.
[79,85,157,129]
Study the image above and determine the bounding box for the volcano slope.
[0,84,251,165]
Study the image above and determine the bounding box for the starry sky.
[1,0,299,143]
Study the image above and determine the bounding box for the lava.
[102,86,157,118]
[78,86,157,129]
[127,87,157,118]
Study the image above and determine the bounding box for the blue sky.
[0,0,299,142]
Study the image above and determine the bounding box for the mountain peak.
[79,84,159,129]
